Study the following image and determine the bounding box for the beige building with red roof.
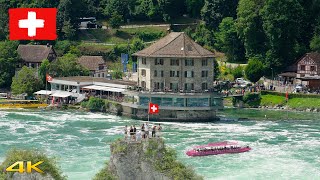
[77,56,107,78]
[133,32,216,92]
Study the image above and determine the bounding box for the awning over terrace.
[50,91,74,98]
[34,90,52,95]
[82,85,126,93]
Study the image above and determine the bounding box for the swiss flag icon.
[9,8,57,40]
[149,103,159,114]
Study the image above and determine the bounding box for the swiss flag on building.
[9,8,57,40]
[46,74,53,82]
[149,103,159,114]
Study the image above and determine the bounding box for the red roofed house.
[77,56,107,78]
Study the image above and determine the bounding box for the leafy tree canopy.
[11,66,42,96]
[0,41,20,88]
[49,53,89,77]
[245,57,265,83]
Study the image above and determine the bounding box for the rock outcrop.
[105,138,202,180]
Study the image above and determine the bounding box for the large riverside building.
[129,32,223,121]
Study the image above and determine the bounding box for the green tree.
[109,12,124,29]
[215,17,246,62]
[213,59,220,80]
[38,59,50,88]
[310,35,320,52]
[237,0,266,57]
[49,53,89,77]
[11,66,42,96]
[232,66,244,79]
[260,0,304,70]
[0,41,20,88]
[185,0,204,18]
[245,57,265,82]
[201,0,239,30]
[130,38,145,53]
[109,61,123,79]
[191,23,214,47]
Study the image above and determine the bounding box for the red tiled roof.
[133,32,215,58]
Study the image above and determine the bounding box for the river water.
[0,110,319,180]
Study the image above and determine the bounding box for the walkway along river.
[0,110,319,179]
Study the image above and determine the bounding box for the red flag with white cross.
[149,103,159,114]
[9,8,57,40]
[46,74,53,82]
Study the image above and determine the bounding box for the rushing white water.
[0,110,319,180]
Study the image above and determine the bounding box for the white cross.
[151,105,158,112]
[18,11,44,37]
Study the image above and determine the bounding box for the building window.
[31,63,35,68]
[141,69,146,76]
[98,74,100,77]
[99,65,104,70]
[202,59,208,66]
[102,73,104,77]
[184,83,194,91]
[170,83,179,91]
[170,71,180,77]
[202,83,208,90]
[185,59,194,66]
[310,66,316,71]
[155,58,164,65]
[184,71,194,78]
[201,71,208,77]
[170,59,179,66]
[141,81,146,88]
[161,70,164,77]
[142,58,146,65]
[154,82,160,89]
[300,65,305,71]
[154,70,157,77]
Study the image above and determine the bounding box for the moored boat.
[186,141,251,157]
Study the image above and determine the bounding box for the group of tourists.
[124,123,162,141]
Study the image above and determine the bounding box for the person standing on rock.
[133,125,137,141]
[152,125,156,137]
[141,123,145,139]
[124,125,128,140]
[129,126,134,141]
[157,124,162,138]
[145,123,149,139]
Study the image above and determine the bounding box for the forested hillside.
[0,0,320,88]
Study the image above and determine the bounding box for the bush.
[93,162,117,180]
[261,91,320,99]
[245,57,265,82]
[232,66,244,79]
[87,97,105,111]
[145,139,203,180]
[243,93,261,107]
[0,149,66,180]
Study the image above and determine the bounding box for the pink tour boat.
[186,141,251,157]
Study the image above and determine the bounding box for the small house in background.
[296,52,320,89]
[77,56,107,78]
[17,44,57,71]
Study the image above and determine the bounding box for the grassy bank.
[218,108,320,120]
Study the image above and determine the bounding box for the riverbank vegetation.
[230,91,320,112]
[0,149,66,180]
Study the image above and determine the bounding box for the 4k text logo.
[6,161,44,173]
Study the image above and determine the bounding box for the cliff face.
[108,139,171,180]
